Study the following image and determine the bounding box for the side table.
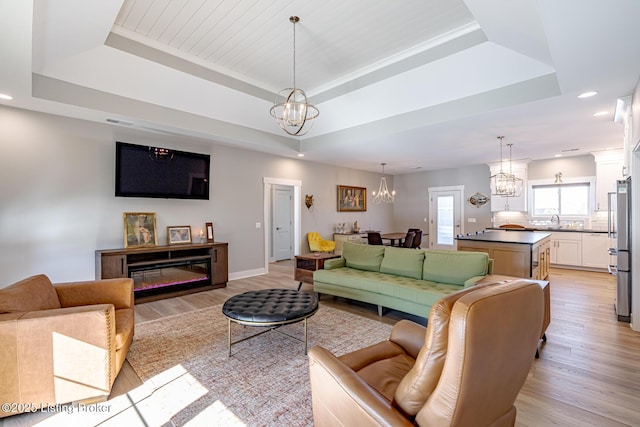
[295,253,341,291]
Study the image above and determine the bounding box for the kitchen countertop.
[456,230,551,245]
[487,227,607,234]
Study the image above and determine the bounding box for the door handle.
[607,192,616,237]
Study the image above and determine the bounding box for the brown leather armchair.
[0,274,134,418]
[308,280,543,426]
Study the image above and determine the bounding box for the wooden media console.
[96,242,228,302]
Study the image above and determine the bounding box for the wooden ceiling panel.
[112,0,476,92]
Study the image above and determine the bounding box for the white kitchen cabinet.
[549,232,582,266]
[491,192,526,212]
[581,233,610,269]
[488,161,528,212]
[594,150,624,211]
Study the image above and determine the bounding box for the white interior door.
[428,186,463,251]
[272,185,293,261]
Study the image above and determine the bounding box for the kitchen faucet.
[550,214,560,226]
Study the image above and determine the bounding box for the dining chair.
[410,229,423,249]
[367,232,384,245]
[401,231,415,248]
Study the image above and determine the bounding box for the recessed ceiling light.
[593,111,609,117]
[0,93,13,100]
[578,91,598,98]
[554,154,562,158]
[297,153,304,157]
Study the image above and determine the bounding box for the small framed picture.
[123,212,157,248]
[167,226,192,245]
[205,222,214,243]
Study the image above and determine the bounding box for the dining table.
[380,232,406,247]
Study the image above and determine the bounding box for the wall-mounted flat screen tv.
[115,141,210,200]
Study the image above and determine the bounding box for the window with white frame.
[531,183,590,216]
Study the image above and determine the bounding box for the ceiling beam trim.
[301,73,561,150]
[105,30,275,103]
[309,27,488,104]
[31,73,299,155]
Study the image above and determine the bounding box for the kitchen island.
[456,230,551,280]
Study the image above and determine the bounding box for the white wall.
[0,106,393,286]
[528,155,596,180]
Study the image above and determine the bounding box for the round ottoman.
[222,288,318,356]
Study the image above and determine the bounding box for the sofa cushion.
[423,251,489,286]
[340,341,416,402]
[342,242,386,272]
[380,246,425,279]
[314,268,464,308]
[0,274,61,314]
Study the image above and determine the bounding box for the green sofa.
[313,242,493,318]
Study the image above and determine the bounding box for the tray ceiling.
[2,0,640,174]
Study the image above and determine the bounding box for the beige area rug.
[126,304,393,427]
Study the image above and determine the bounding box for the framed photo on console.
[123,212,157,248]
[205,222,214,243]
[167,226,192,245]
[337,185,367,212]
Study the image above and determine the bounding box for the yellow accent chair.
[307,232,336,253]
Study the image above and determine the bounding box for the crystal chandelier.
[372,163,396,204]
[270,16,319,136]
[490,136,522,197]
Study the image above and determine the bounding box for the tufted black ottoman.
[222,288,319,356]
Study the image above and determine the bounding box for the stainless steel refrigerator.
[608,177,631,322]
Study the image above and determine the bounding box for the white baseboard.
[229,268,267,281]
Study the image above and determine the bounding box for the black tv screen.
[115,141,210,200]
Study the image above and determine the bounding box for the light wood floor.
[3,264,640,426]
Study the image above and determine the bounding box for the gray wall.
[393,164,494,239]
[0,106,393,285]
[0,105,610,290]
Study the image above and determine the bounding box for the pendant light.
[270,16,319,136]
[490,136,522,197]
[372,163,396,204]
